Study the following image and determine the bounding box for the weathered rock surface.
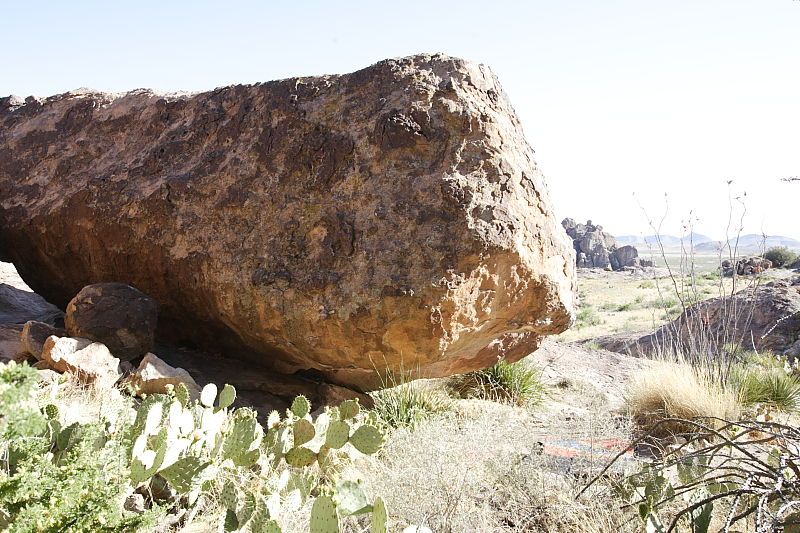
[0,54,575,388]
[0,324,25,363]
[65,283,158,361]
[128,352,200,397]
[21,320,66,360]
[594,277,800,359]
[0,283,63,326]
[41,336,123,387]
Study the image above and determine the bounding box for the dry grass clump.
[359,396,635,532]
[626,360,740,436]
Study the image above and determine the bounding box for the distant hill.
[693,234,800,253]
[615,233,713,247]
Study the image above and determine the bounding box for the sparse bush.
[764,246,798,267]
[625,360,740,436]
[575,304,602,329]
[588,418,800,532]
[450,360,545,407]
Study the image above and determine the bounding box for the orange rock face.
[0,54,576,389]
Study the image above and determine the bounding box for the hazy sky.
[3,1,798,239]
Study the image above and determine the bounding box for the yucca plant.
[369,373,452,430]
[450,360,545,407]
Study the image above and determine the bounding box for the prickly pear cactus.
[123,386,387,533]
[310,495,340,533]
[372,497,388,533]
[293,418,315,447]
[338,399,359,420]
[43,403,59,420]
[349,425,384,455]
[324,420,350,449]
[291,395,311,418]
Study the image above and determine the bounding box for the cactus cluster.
[123,383,387,532]
[127,382,262,498]
[221,395,388,532]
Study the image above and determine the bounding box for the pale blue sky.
[3,1,799,239]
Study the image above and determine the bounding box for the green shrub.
[764,246,798,267]
[574,304,602,329]
[0,361,161,532]
[450,360,545,407]
[732,366,800,412]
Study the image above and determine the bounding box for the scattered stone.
[41,336,123,388]
[0,54,576,389]
[0,324,25,363]
[20,321,66,360]
[36,369,61,383]
[128,352,200,398]
[65,283,158,361]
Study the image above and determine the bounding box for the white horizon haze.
[2,1,798,241]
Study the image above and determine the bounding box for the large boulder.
[65,283,158,361]
[0,54,576,389]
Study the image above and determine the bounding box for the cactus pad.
[220,481,238,510]
[291,395,311,418]
[200,383,218,407]
[267,410,282,429]
[334,480,372,516]
[325,420,350,449]
[310,495,340,533]
[174,382,191,406]
[293,418,315,447]
[43,403,59,420]
[338,399,360,420]
[160,456,210,493]
[372,497,388,533]
[349,425,384,455]
[285,446,317,468]
[218,383,236,409]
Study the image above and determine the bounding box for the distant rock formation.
[721,257,773,277]
[561,219,652,270]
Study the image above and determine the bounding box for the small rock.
[41,336,123,388]
[65,283,159,361]
[128,352,200,398]
[317,382,374,409]
[37,368,61,383]
[21,321,66,360]
[123,493,146,514]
